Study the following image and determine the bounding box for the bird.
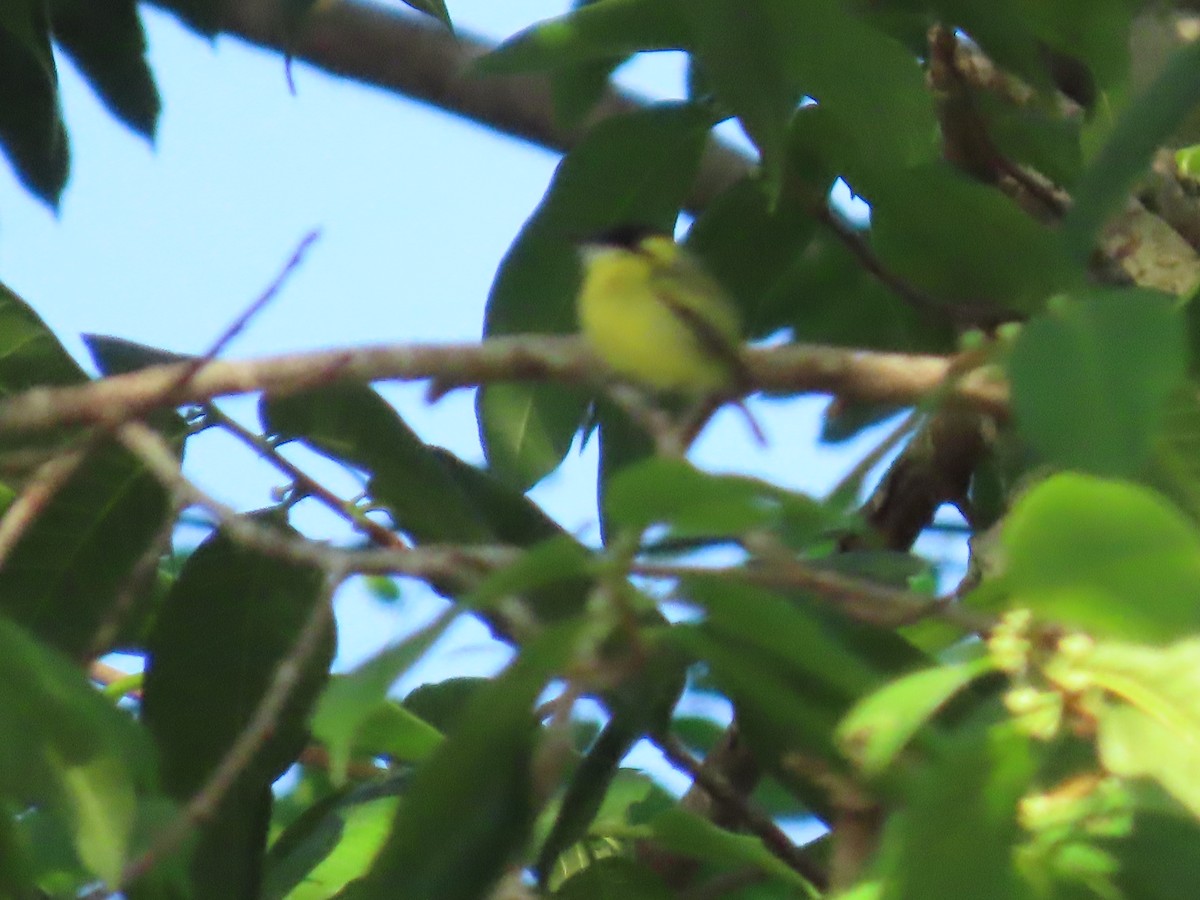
[574,225,764,444]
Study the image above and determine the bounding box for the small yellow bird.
[575,226,763,442]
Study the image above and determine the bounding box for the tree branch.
[144,0,750,213]
[0,336,1007,435]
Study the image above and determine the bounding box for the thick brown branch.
[144,0,749,213]
[0,337,1008,435]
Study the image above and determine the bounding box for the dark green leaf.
[0,281,87,390]
[870,164,1080,313]
[1009,290,1186,476]
[684,176,816,338]
[0,2,67,206]
[142,520,335,898]
[1062,38,1200,260]
[263,384,492,543]
[349,627,577,900]
[0,440,175,657]
[980,473,1200,641]
[50,0,159,138]
[82,333,192,375]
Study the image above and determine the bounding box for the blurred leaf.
[49,0,159,138]
[870,164,1080,313]
[0,281,85,384]
[0,440,175,657]
[684,176,816,337]
[553,856,673,898]
[403,677,489,734]
[400,0,451,30]
[479,102,712,488]
[980,473,1200,641]
[645,805,817,894]
[312,613,452,784]
[264,779,402,900]
[476,0,685,75]
[535,643,685,884]
[838,657,996,778]
[0,1,68,206]
[1062,38,1200,260]
[596,399,656,542]
[0,615,153,888]
[264,384,492,543]
[1061,638,1200,818]
[605,456,824,540]
[1009,289,1186,476]
[476,383,589,492]
[769,227,954,353]
[1104,807,1200,899]
[682,0,934,195]
[876,720,1033,900]
[1146,383,1200,522]
[83,333,192,375]
[349,626,578,900]
[142,520,335,898]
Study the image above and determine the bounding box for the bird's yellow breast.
[576,250,732,391]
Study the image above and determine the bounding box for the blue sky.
[0,2,959,697]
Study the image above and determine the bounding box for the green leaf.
[1062,38,1200,260]
[49,0,159,138]
[264,780,401,900]
[682,0,935,195]
[0,281,88,390]
[876,721,1034,900]
[263,384,492,543]
[476,383,589,492]
[870,164,1080,313]
[0,615,153,888]
[0,2,68,206]
[1059,637,1200,818]
[0,440,175,657]
[604,456,824,540]
[475,0,685,75]
[142,520,335,898]
[1145,383,1200,522]
[82,333,192,375]
[479,102,712,488]
[311,613,452,784]
[838,657,997,778]
[983,473,1200,641]
[645,806,817,894]
[683,177,816,338]
[553,856,674,899]
[1009,289,1187,476]
[350,627,578,900]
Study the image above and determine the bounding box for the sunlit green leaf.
[980,473,1200,641]
[838,657,997,778]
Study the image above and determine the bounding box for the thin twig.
[654,733,827,891]
[119,571,338,889]
[205,404,407,550]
